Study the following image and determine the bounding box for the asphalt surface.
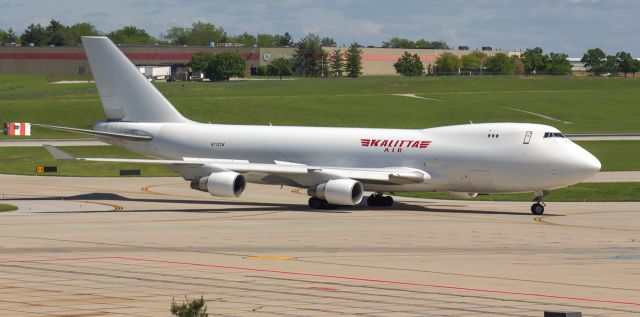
[1,175,639,316]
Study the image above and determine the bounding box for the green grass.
[0,146,176,177]
[576,141,640,171]
[401,182,640,202]
[0,204,18,212]
[1,75,640,140]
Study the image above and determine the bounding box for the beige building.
[0,44,520,78]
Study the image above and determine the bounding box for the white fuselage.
[95,121,601,194]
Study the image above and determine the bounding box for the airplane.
[39,36,601,215]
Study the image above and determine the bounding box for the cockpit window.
[543,132,565,138]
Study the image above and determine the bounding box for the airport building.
[0,44,521,78]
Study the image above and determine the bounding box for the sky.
[1,0,638,56]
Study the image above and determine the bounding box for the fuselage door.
[523,131,532,144]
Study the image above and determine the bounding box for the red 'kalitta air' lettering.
[360,138,431,152]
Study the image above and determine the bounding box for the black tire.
[367,195,378,207]
[309,197,323,209]
[531,203,544,215]
[384,196,394,206]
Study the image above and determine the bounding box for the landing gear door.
[523,131,532,144]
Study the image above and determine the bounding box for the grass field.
[2,75,640,139]
[0,204,18,212]
[0,146,176,177]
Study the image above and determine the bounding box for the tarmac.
[1,174,640,316]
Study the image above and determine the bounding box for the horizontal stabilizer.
[33,124,152,141]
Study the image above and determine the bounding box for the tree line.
[393,47,573,76]
[0,19,300,47]
[581,48,640,77]
[187,33,364,81]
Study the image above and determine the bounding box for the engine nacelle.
[447,192,478,199]
[307,179,364,205]
[190,172,246,197]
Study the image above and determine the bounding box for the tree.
[521,47,545,75]
[321,49,329,77]
[163,21,226,46]
[545,52,571,75]
[630,59,640,77]
[293,33,323,76]
[428,40,450,49]
[231,32,256,47]
[201,52,246,81]
[393,51,424,76]
[186,52,215,73]
[21,23,48,46]
[461,51,487,73]
[45,19,68,46]
[170,296,208,317]
[382,37,414,48]
[615,51,634,77]
[257,33,277,46]
[277,32,293,46]
[107,26,156,45]
[512,56,525,75]
[604,55,618,75]
[266,57,293,77]
[434,52,461,75]
[0,28,19,45]
[344,42,363,77]
[65,23,100,46]
[581,48,606,75]
[321,37,336,47]
[329,49,344,77]
[484,53,514,74]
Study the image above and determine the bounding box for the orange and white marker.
[3,122,31,136]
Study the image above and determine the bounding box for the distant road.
[0,138,108,147]
[567,134,640,141]
[586,171,640,183]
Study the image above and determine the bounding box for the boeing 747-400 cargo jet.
[40,36,601,215]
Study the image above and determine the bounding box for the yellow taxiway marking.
[244,255,296,261]
[76,200,124,212]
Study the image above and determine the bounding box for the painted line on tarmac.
[390,94,447,102]
[507,107,572,124]
[75,200,124,212]
[5,255,639,308]
[534,216,640,232]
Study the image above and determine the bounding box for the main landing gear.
[530,191,547,215]
[367,192,394,207]
[308,197,338,210]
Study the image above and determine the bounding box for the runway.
[1,175,640,316]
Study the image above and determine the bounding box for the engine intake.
[307,179,363,205]
[190,172,246,197]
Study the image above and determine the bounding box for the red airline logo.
[361,138,431,153]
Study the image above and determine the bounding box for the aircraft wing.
[43,145,429,185]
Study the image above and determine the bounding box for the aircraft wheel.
[531,203,544,215]
[384,196,394,206]
[309,197,338,210]
[309,197,324,209]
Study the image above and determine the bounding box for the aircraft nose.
[571,148,601,180]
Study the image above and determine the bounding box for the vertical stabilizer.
[82,36,190,123]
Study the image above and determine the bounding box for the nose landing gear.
[530,191,548,215]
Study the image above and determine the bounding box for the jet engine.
[447,192,478,199]
[307,179,364,205]
[190,172,246,197]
